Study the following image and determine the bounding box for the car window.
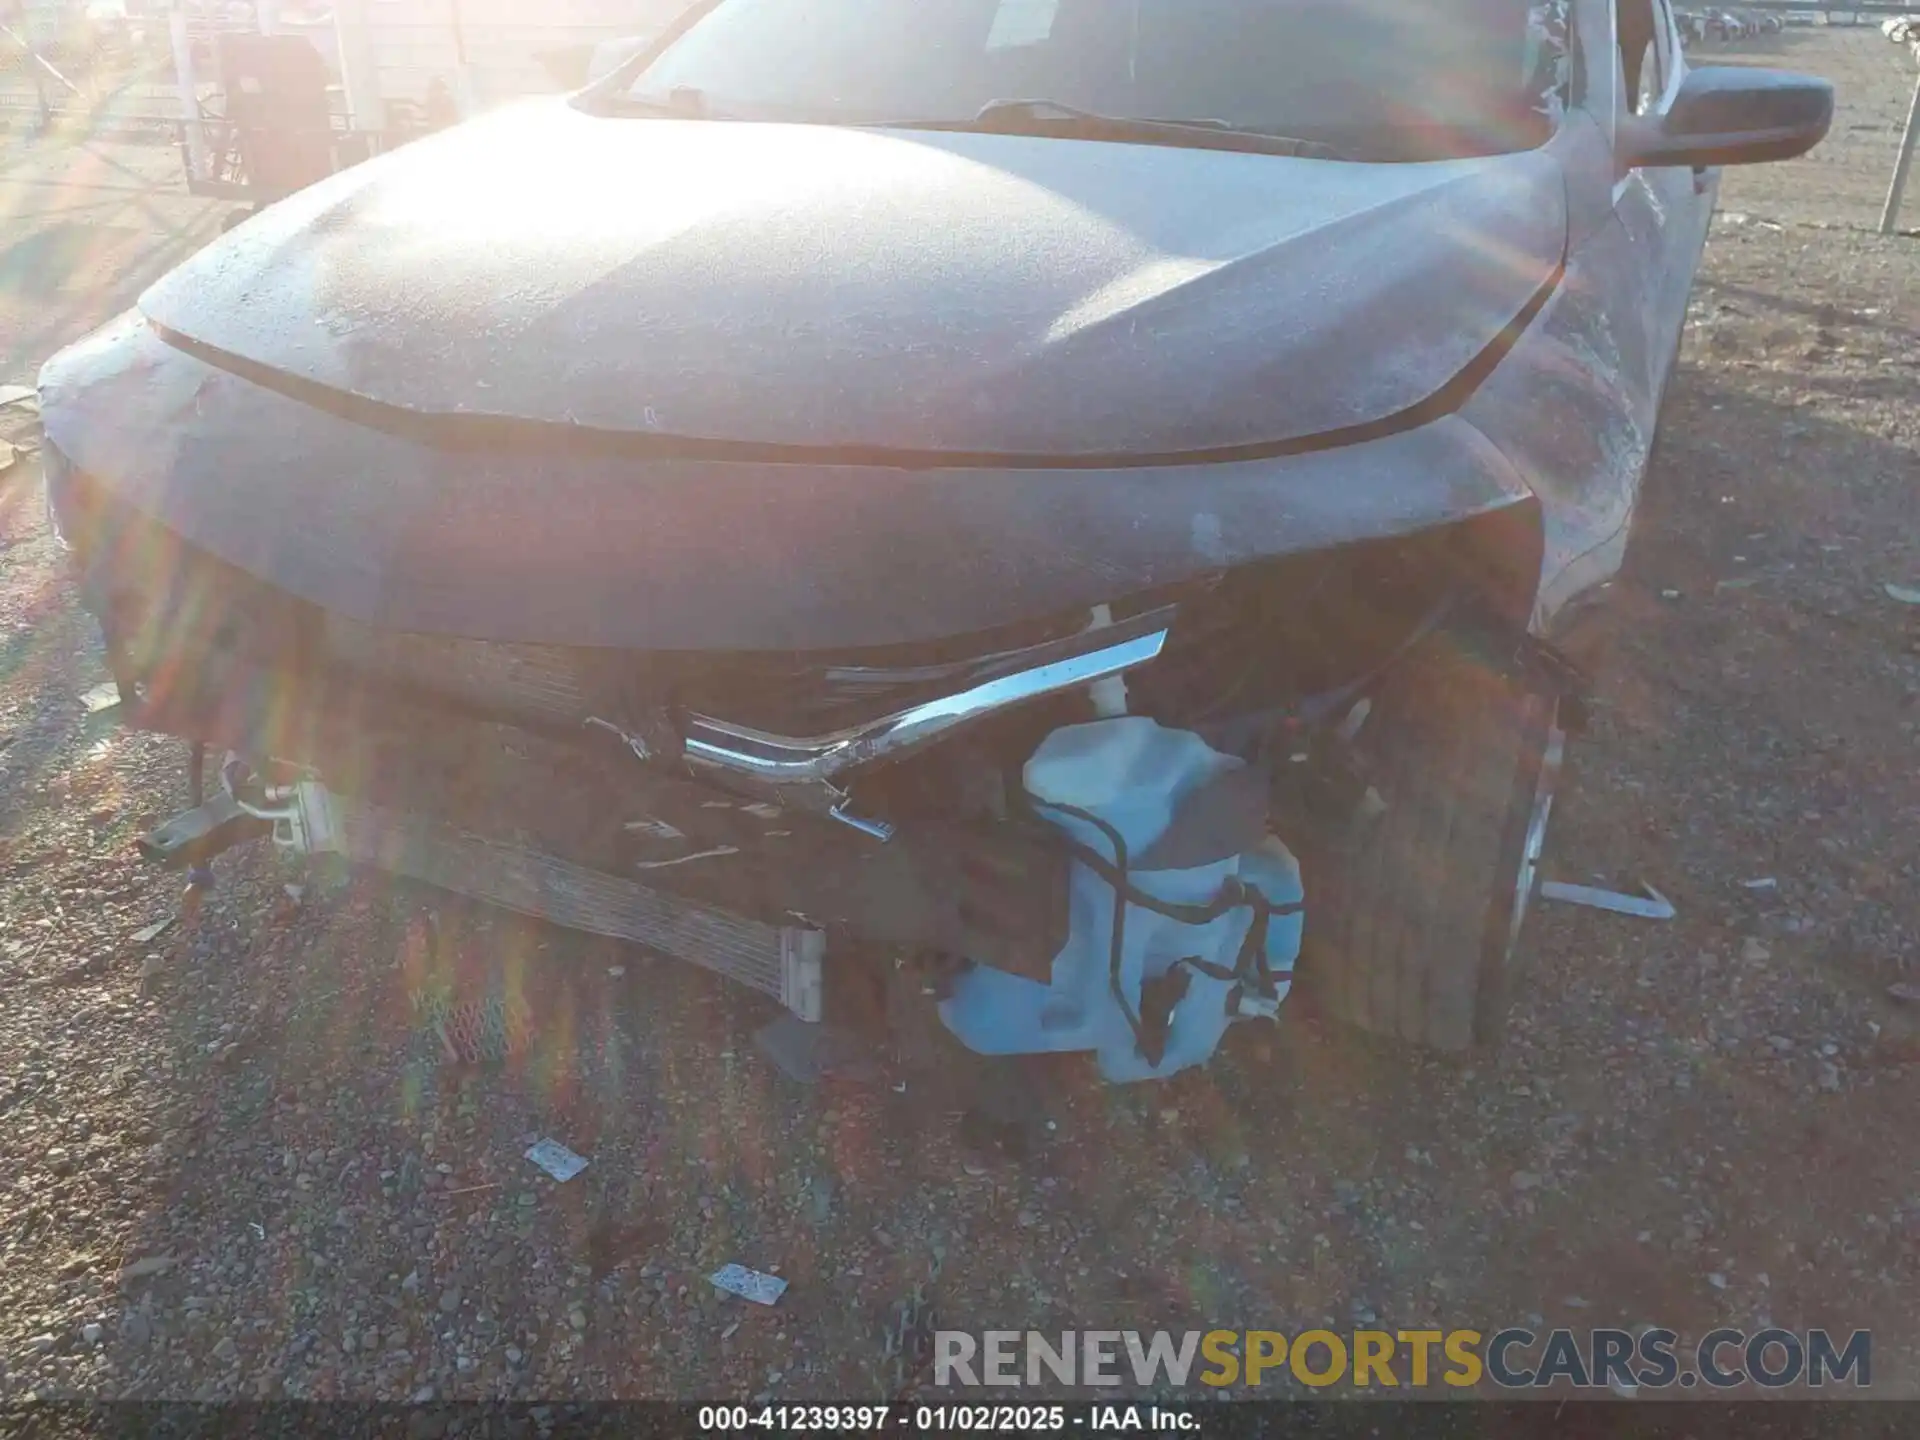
[1616,0,1665,115]
[617,0,1569,157]
[1647,0,1680,107]
[1524,0,1577,122]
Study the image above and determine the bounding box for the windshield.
[613,0,1573,156]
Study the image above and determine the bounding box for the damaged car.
[38,0,1831,1082]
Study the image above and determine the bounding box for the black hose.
[1020,790,1302,1065]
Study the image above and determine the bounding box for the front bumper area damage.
[48,445,1543,1083]
[218,776,829,1022]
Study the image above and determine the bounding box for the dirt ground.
[0,24,1917,1411]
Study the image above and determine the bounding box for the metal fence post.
[169,1,210,180]
[331,0,384,135]
[1882,65,1920,234]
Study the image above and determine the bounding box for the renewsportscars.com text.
[934,1327,1870,1390]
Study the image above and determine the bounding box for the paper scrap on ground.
[710,1263,788,1306]
[524,1138,589,1183]
[1540,881,1676,920]
[82,682,122,714]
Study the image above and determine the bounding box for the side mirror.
[1620,65,1834,170]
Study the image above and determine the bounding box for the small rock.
[81,1323,103,1346]
[46,1147,73,1176]
[401,1270,421,1294]
[412,1386,436,1403]
[1767,1035,1794,1053]
[505,1345,524,1365]
[439,1287,462,1315]
[1708,1273,1728,1290]
[568,1307,587,1332]
[212,1336,238,1363]
[1741,939,1772,963]
[28,1334,56,1355]
[1016,1210,1038,1229]
[1510,1171,1543,1192]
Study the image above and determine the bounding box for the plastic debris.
[1739,877,1778,891]
[81,682,122,714]
[1539,881,1676,920]
[710,1263,788,1306]
[1883,583,1920,606]
[524,1138,589,1183]
[412,987,532,1065]
[131,918,174,945]
[1888,983,1920,1006]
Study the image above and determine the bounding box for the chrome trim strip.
[680,625,1170,789]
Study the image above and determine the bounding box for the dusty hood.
[136,101,1567,459]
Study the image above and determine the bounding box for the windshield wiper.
[599,84,733,119]
[865,98,1339,157]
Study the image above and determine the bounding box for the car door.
[1611,0,1714,405]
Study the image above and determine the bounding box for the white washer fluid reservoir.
[938,716,1304,1083]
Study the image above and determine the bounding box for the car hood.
[136,101,1567,459]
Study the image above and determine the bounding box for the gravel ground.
[0,26,1917,1407]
